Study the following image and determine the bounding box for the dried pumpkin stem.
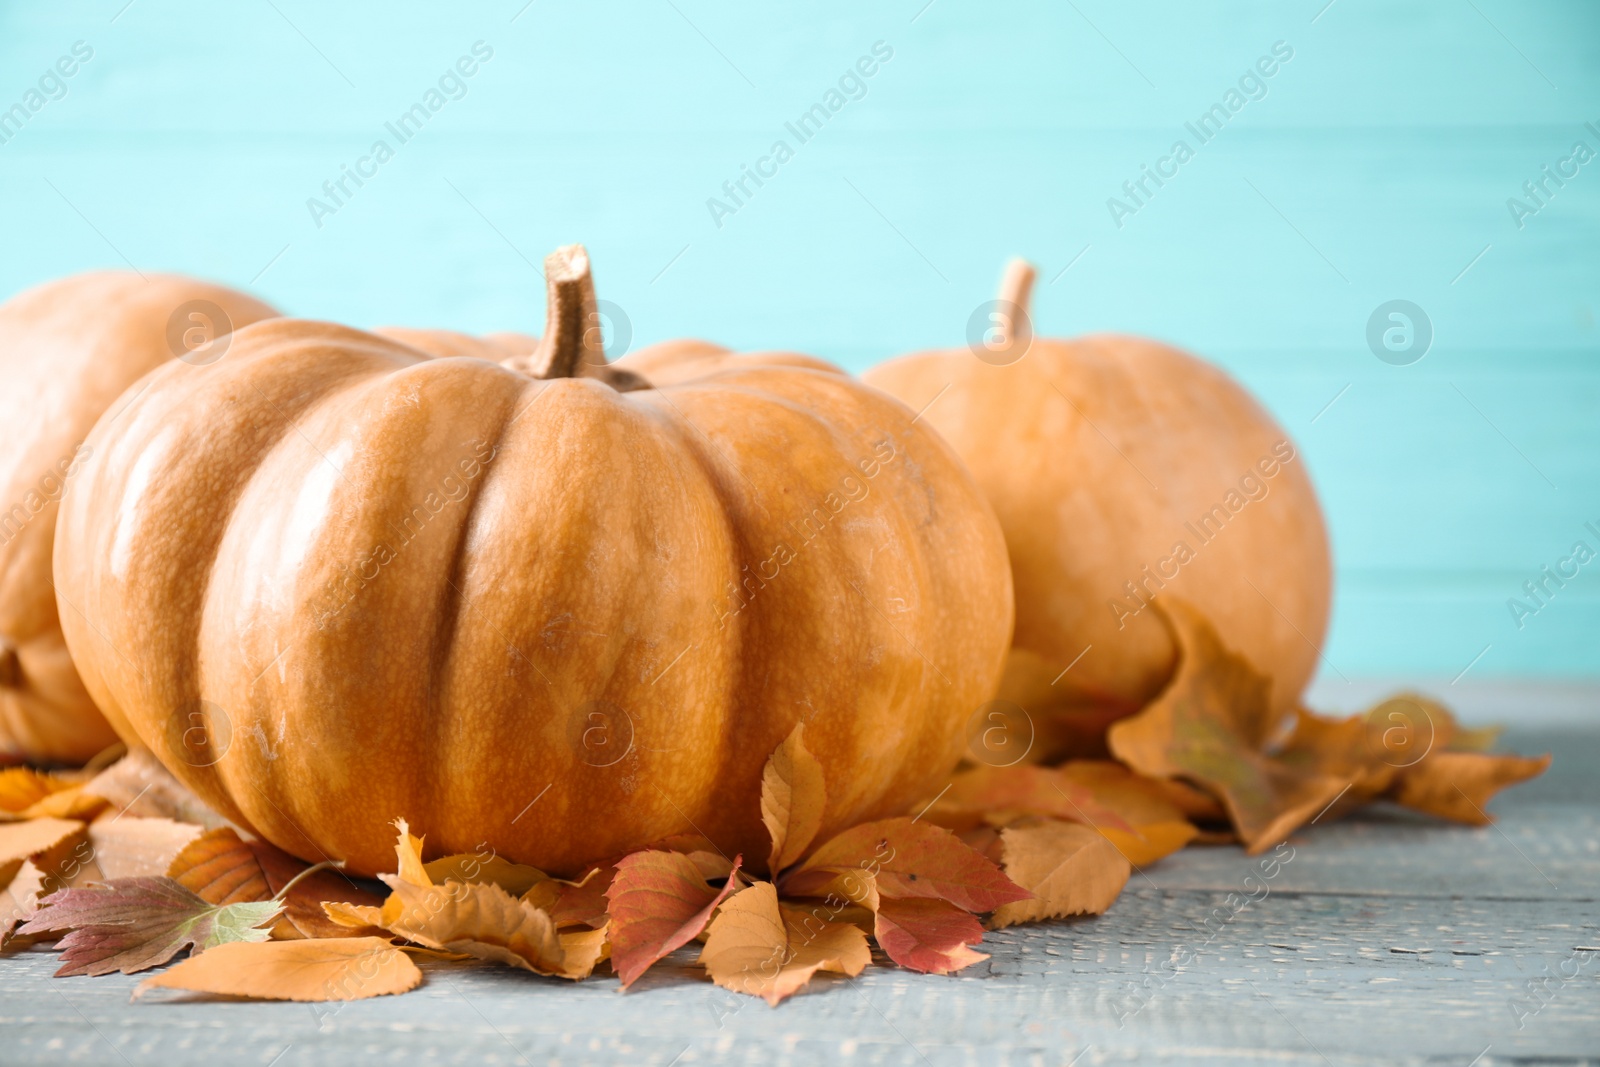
[995,258,1037,348]
[525,243,608,380]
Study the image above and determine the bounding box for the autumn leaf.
[988,819,1131,929]
[76,818,205,882]
[134,936,421,1002]
[922,762,1196,867]
[606,849,743,988]
[1388,751,1551,825]
[1107,598,1349,853]
[784,818,1029,913]
[524,864,614,929]
[873,897,988,975]
[392,818,431,887]
[0,767,74,814]
[761,723,827,874]
[378,877,594,979]
[0,768,103,821]
[920,763,1132,835]
[169,827,383,940]
[18,876,281,976]
[699,882,870,1004]
[82,748,225,827]
[0,817,86,888]
[1,860,48,945]
[424,853,548,897]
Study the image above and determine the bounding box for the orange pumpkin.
[0,273,276,763]
[863,260,1331,759]
[54,245,1013,876]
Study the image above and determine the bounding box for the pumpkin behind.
[0,272,277,763]
[863,261,1331,759]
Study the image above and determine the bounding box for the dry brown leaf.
[925,762,1196,867]
[424,853,547,897]
[168,827,383,940]
[556,924,611,980]
[322,900,387,929]
[1,860,48,945]
[134,936,420,1002]
[0,817,85,885]
[392,819,431,887]
[699,882,869,1005]
[988,819,1131,929]
[1388,751,1552,825]
[761,723,827,875]
[82,749,224,826]
[0,768,74,814]
[1107,599,1349,853]
[71,818,206,882]
[379,877,585,979]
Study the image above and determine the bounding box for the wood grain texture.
[0,719,1593,1065]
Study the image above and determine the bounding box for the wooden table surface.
[2,723,1595,1067]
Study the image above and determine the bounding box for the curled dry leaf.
[785,818,1029,914]
[699,882,870,1004]
[873,897,987,975]
[1108,599,1349,854]
[760,723,827,875]
[18,877,281,976]
[988,819,1131,929]
[606,849,742,988]
[392,818,431,888]
[379,877,591,979]
[134,936,421,1002]
[169,827,382,939]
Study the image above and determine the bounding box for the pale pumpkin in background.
[0,272,277,764]
[863,260,1331,761]
[55,245,1013,877]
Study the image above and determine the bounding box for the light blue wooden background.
[1,1,1595,682]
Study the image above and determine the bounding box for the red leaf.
[605,850,742,988]
[786,818,1029,913]
[874,897,987,974]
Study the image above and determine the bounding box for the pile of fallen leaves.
[0,600,1549,1005]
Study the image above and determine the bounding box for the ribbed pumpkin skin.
[0,273,276,763]
[863,334,1331,745]
[55,319,1012,876]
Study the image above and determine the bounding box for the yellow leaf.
[0,818,85,884]
[761,723,827,875]
[1,860,48,945]
[989,819,1131,929]
[699,882,869,1005]
[134,936,420,1001]
[424,853,548,897]
[322,901,386,929]
[391,819,430,887]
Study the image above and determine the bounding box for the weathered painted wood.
[1,721,1594,1065]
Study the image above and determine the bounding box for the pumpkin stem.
[504,243,649,391]
[995,258,1036,348]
